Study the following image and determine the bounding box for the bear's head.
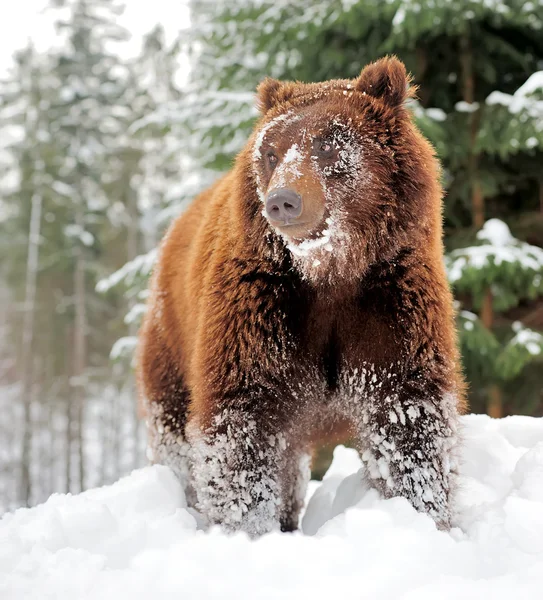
[247,57,441,284]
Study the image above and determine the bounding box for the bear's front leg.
[357,372,460,529]
[187,405,288,537]
[278,448,312,532]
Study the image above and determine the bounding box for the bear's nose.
[265,188,303,225]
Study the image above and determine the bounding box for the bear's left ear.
[355,56,411,108]
[256,78,296,113]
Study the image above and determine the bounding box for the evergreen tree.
[449,218,543,414]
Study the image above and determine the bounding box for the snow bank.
[2,414,543,599]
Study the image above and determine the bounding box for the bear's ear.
[355,57,411,108]
[256,78,295,113]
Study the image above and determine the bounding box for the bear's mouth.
[286,228,332,257]
[266,207,334,252]
[282,219,334,256]
[277,221,311,233]
[271,220,314,240]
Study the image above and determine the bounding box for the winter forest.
[1,0,543,517]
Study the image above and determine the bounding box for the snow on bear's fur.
[138,57,466,536]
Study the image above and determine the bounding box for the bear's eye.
[320,142,332,153]
[313,139,336,159]
[266,151,278,167]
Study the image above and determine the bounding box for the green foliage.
[457,310,543,385]
[497,322,543,380]
[457,309,500,382]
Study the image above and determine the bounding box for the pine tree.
[449,218,543,413]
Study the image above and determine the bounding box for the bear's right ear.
[256,78,295,113]
[355,56,411,108]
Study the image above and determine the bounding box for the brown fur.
[138,57,466,536]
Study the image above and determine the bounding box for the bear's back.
[152,172,242,369]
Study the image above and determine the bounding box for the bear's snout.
[265,188,302,225]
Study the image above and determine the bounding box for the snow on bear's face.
[253,110,368,252]
[251,59,421,282]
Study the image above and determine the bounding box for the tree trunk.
[19,191,42,506]
[481,287,503,417]
[126,186,142,470]
[472,179,485,229]
[73,202,87,492]
[459,35,484,228]
[43,351,56,499]
[0,290,17,508]
[415,47,430,106]
[48,386,56,498]
[65,327,72,493]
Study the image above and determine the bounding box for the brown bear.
[138,57,466,537]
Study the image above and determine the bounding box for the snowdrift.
[2,414,543,599]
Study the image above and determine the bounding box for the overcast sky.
[0,0,191,74]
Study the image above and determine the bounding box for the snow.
[96,248,158,293]
[392,6,406,27]
[64,223,95,247]
[287,231,332,255]
[110,336,138,360]
[486,71,543,123]
[515,70,543,98]
[477,218,514,246]
[455,101,480,113]
[509,322,543,356]
[3,414,543,599]
[447,219,543,283]
[425,107,447,122]
[124,302,147,325]
[187,414,285,536]
[271,142,304,189]
[287,216,334,257]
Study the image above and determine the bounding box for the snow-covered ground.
[2,414,543,599]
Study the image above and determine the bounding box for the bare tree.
[19,189,42,506]
[72,201,88,493]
